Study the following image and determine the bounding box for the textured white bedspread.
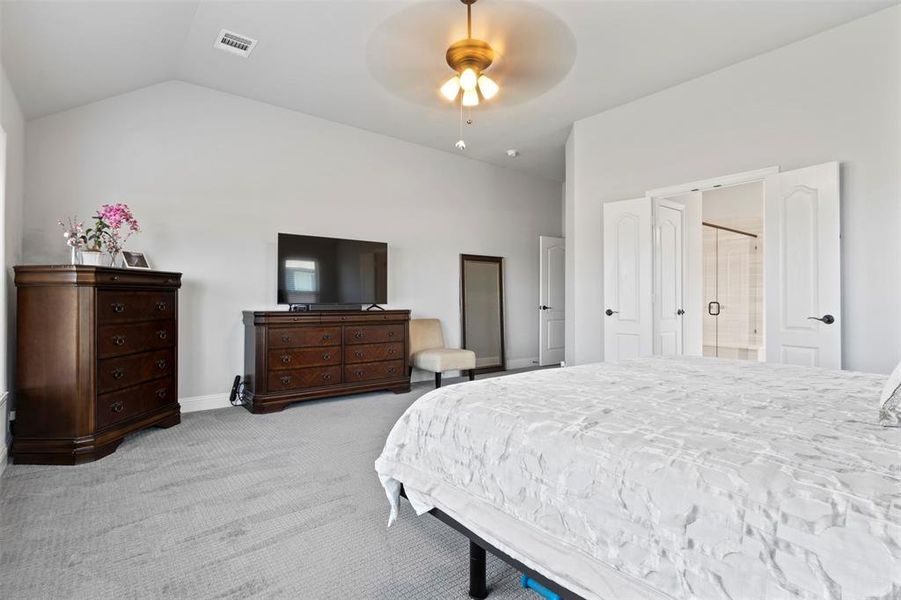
[375,357,900,600]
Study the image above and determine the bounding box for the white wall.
[23,81,562,404]
[567,6,900,374]
[1,63,25,465]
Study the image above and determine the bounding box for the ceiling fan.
[439,0,499,108]
[438,0,499,150]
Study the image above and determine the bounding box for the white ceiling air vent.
[214,29,257,58]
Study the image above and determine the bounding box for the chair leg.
[468,370,475,381]
[435,372,442,388]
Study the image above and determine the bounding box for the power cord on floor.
[229,376,248,406]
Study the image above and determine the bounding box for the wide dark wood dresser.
[243,310,411,413]
[12,265,182,464]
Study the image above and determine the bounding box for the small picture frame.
[121,250,151,270]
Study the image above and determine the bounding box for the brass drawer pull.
[322,373,332,381]
[322,353,331,360]
[388,331,395,337]
[157,330,168,340]
[281,335,290,343]
[111,303,126,313]
[354,351,364,358]
[156,359,167,369]
[322,334,331,341]
[111,367,125,379]
[281,355,292,364]
[110,401,124,413]
[353,331,363,339]
[387,367,397,375]
[156,389,167,399]
[110,275,120,282]
[112,335,126,346]
[387,348,396,355]
[156,301,167,311]
[354,369,364,377]
[280,375,291,385]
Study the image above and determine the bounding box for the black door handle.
[807,314,835,325]
[676,309,685,316]
[539,305,551,310]
[605,309,618,316]
[708,301,721,316]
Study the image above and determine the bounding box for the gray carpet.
[0,377,535,600]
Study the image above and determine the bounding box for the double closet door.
[602,197,684,361]
[602,162,842,369]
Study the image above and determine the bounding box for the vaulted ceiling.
[2,0,892,181]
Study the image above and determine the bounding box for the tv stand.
[242,309,411,413]
[364,304,386,311]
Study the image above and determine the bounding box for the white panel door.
[603,198,652,361]
[539,235,565,366]
[765,162,841,368]
[654,200,684,356]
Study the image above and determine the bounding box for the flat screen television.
[277,233,388,307]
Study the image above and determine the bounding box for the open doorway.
[701,182,764,361]
[606,164,841,368]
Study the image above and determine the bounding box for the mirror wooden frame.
[460,254,506,374]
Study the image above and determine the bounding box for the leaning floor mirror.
[460,254,506,373]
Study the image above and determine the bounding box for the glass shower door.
[703,224,761,360]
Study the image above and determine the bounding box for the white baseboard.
[1,392,9,475]
[180,393,232,413]
[506,357,540,370]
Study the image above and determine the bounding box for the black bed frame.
[400,486,587,600]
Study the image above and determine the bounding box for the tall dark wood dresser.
[12,265,182,464]
[243,309,411,413]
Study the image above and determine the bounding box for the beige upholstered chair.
[409,319,476,388]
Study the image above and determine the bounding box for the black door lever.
[807,314,835,325]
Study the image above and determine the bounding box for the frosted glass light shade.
[459,68,478,91]
[462,88,479,106]
[477,75,498,100]
[440,76,461,101]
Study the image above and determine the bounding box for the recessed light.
[506,149,519,158]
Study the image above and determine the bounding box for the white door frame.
[646,166,779,198]
[646,166,778,358]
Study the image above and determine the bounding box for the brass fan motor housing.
[446,38,495,73]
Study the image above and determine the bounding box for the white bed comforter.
[375,357,901,600]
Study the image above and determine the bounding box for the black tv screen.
[277,233,388,306]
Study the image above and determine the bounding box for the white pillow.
[879,361,901,427]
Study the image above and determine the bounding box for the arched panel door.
[765,162,841,368]
[603,198,653,361]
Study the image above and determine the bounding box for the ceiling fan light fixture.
[459,68,478,92]
[477,75,498,100]
[440,76,461,101]
[462,88,480,107]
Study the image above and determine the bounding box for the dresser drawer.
[98,348,174,393]
[98,320,176,359]
[268,326,340,349]
[97,290,176,323]
[269,347,340,371]
[345,342,404,364]
[268,366,341,392]
[96,377,175,429]
[344,324,405,345]
[345,360,404,383]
